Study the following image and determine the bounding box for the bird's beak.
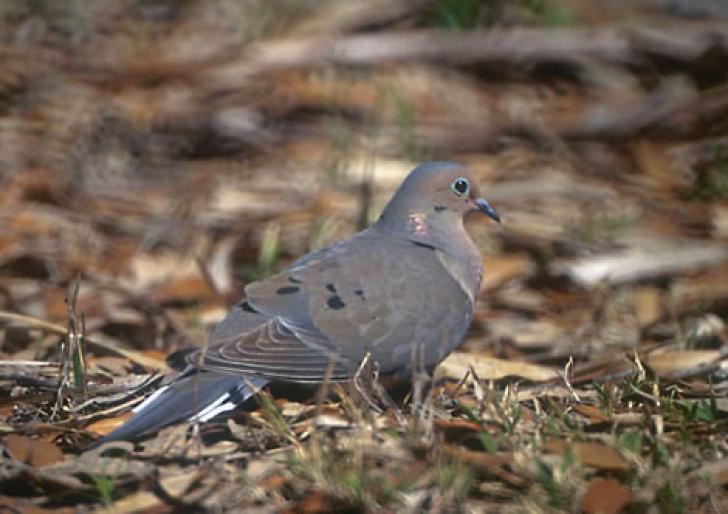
[474,198,501,223]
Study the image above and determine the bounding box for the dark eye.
[450,177,469,197]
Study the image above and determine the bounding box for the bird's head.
[377,162,501,233]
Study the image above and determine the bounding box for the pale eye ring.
[450,177,470,197]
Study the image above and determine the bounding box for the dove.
[95,161,500,444]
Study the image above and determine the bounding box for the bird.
[95,161,501,444]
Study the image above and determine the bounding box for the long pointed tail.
[93,372,267,445]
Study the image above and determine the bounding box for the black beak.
[475,198,501,223]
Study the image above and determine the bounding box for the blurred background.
[1,1,727,388]
[1,1,728,512]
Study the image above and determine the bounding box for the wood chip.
[582,478,634,514]
[543,440,630,471]
[4,434,63,467]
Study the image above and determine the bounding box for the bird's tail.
[92,372,267,446]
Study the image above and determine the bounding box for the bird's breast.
[434,246,482,305]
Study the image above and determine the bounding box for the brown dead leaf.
[90,490,161,514]
[573,404,610,424]
[140,430,237,458]
[441,445,526,487]
[149,275,215,304]
[42,286,69,321]
[582,478,633,514]
[436,352,558,382]
[142,349,169,364]
[4,210,54,237]
[124,252,202,292]
[5,433,32,461]
[41,445,152,490]
[88,356,134,376]
[259,473,287,491]
[281,490,349,514]
[433,418,494,444]
[4,434,63,467]
[159,466,203,498]
[544,440,630,471]
[280,401,315,417]
[633,286,661,327]
[433,418,483,434]
[481,254,532,292]
[100,238,140,276]
[85,412,133,436]
[632,140,686,190]
[644,350,720,377]
[245,458,285,483]
[40,285,106,322]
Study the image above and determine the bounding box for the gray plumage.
[95,161,500,444]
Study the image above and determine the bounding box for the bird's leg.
[352,353,405,424]
[371,378,405,426]
[353,352,383,414]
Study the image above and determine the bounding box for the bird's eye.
[450,177,469,197]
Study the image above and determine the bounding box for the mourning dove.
[97,161,500,443]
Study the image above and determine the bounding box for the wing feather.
[189,230,473,382]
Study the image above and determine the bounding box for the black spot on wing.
[327,295,346,310]
[411,240,436,251]
[434,205,447,212]
[238,300,258,313]
[276,286,300,295]
[353,289,365,299]
[325,283,337,293]
[288,276,302,284]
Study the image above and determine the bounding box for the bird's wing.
[191,233,471,381]
[190,237,366,381]
[192,316,352,382]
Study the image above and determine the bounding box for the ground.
[0,1,727,512]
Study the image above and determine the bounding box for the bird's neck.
[376,210,483,298]
[377,209,464,247]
